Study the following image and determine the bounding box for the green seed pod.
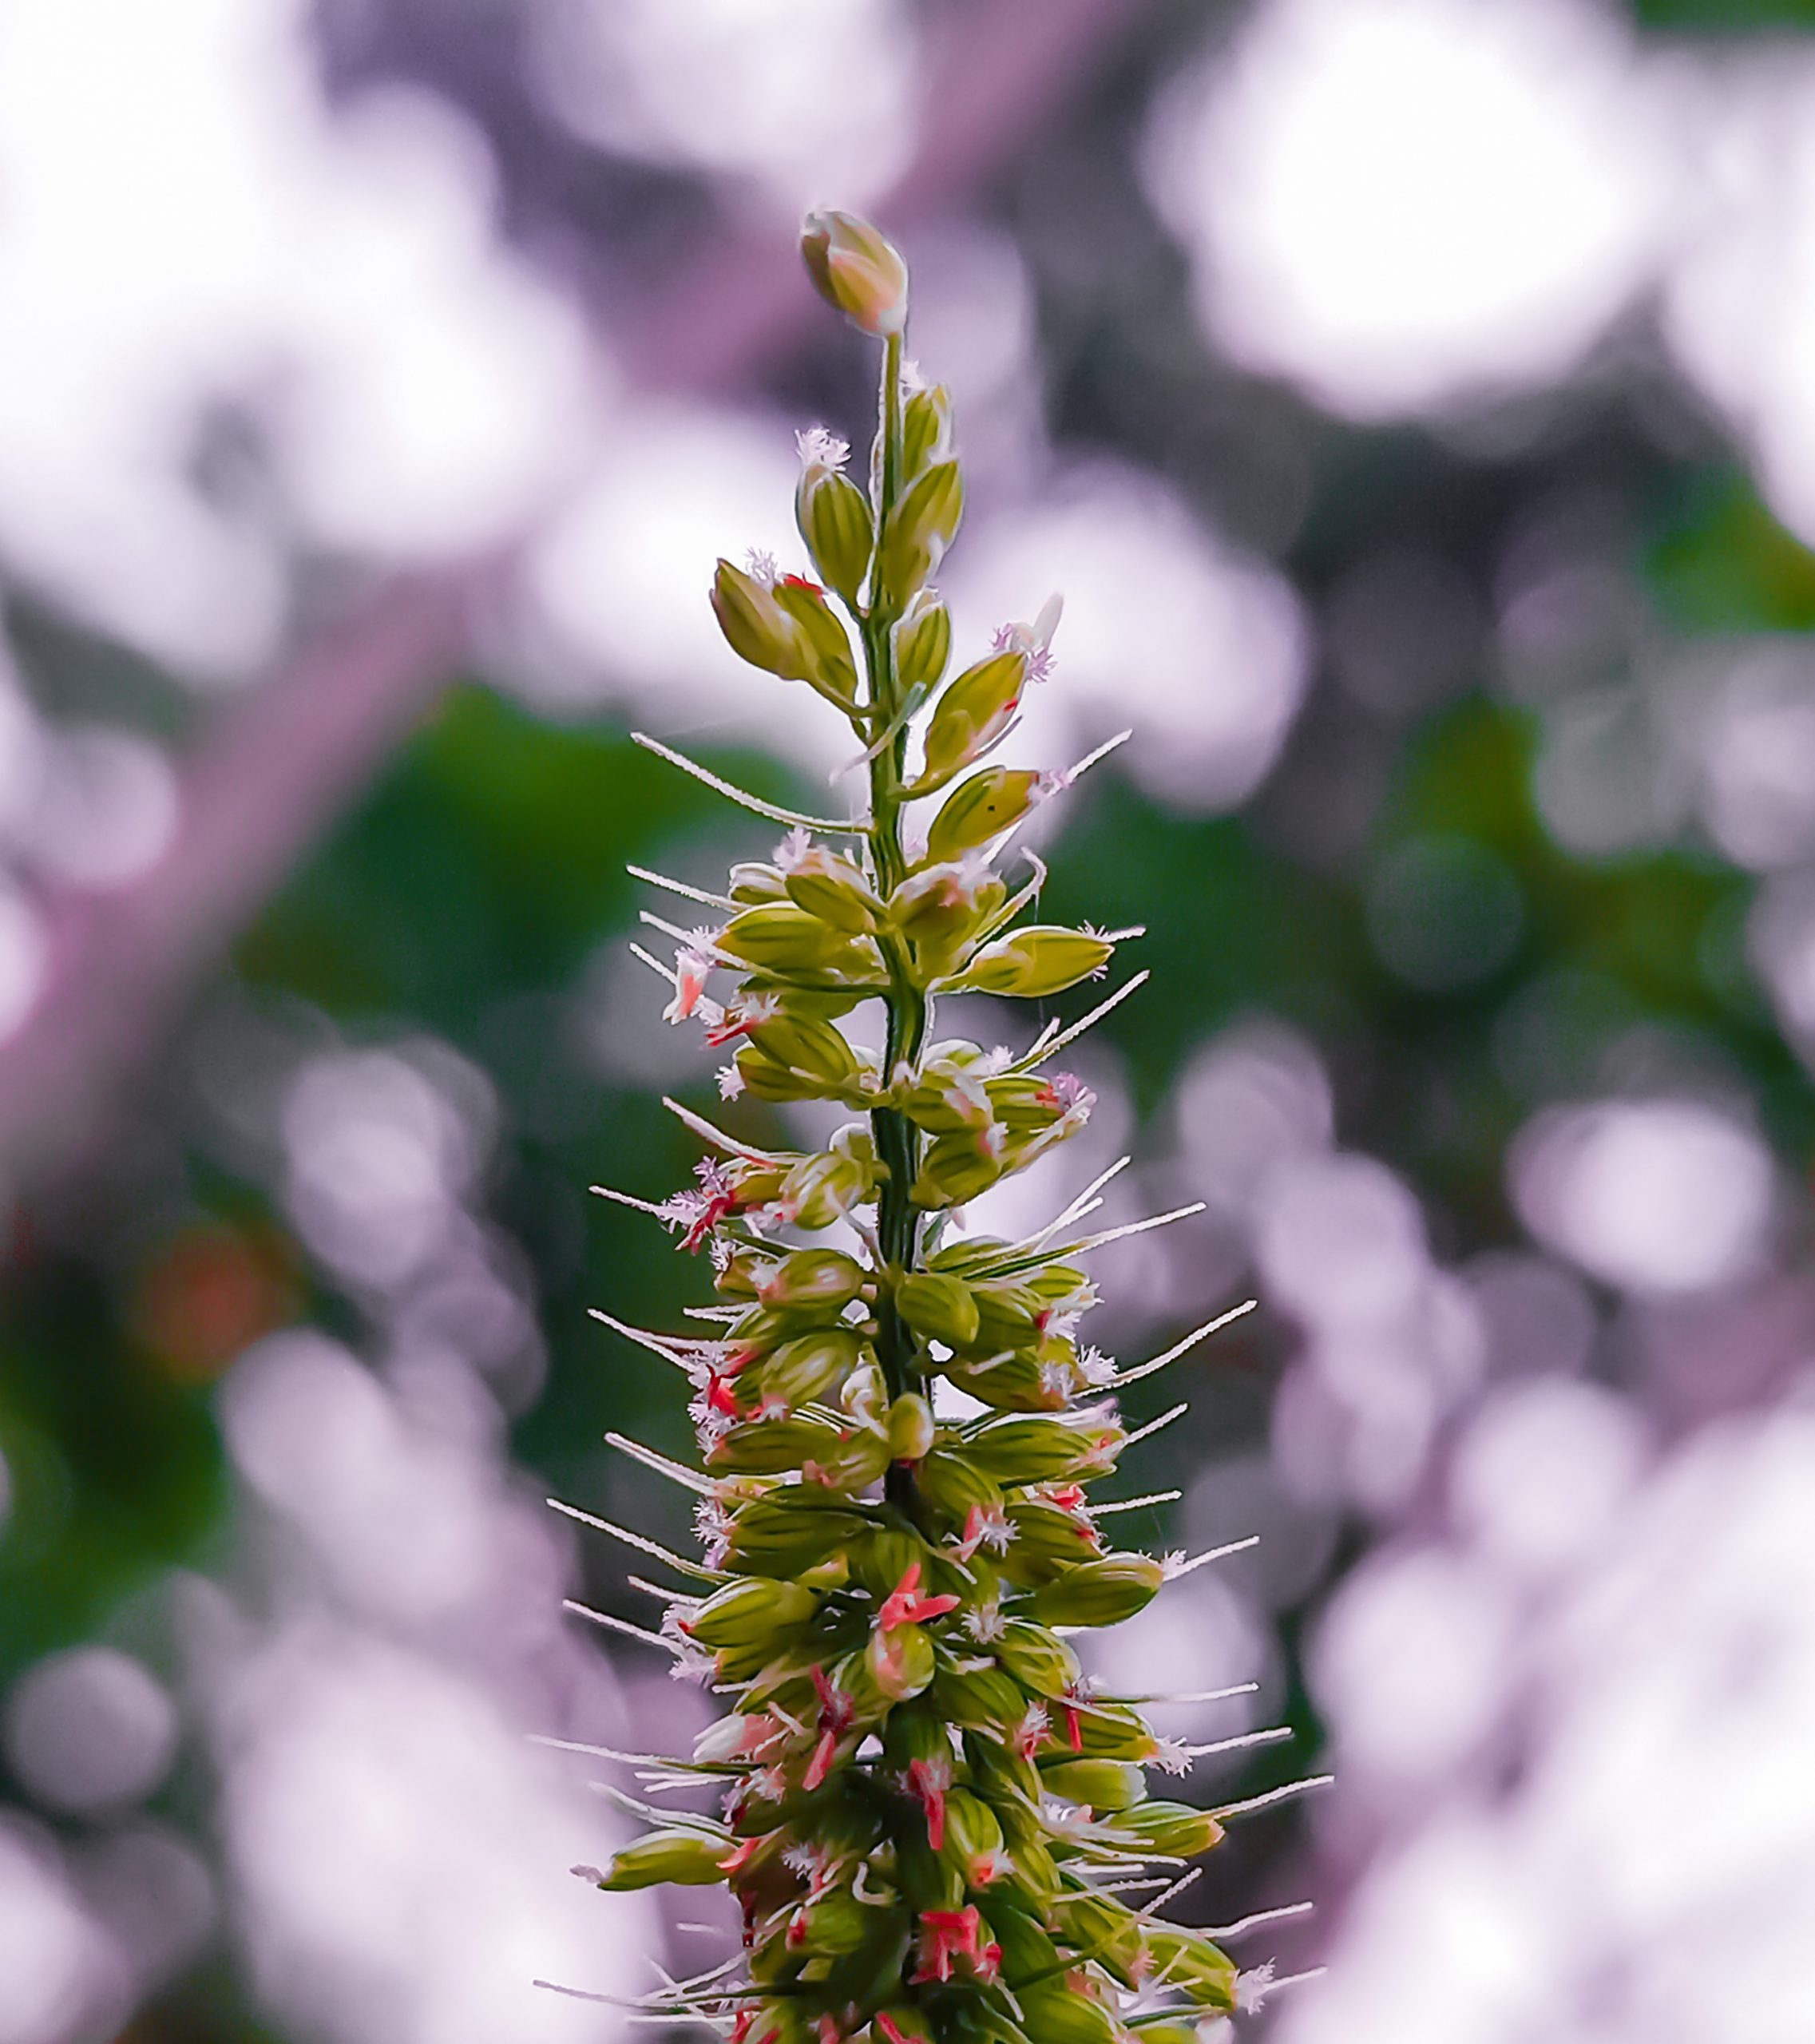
[592,1828,730,1890]
[879,459,962,603]
[686,1575,818,1651]
[1139,1925,1238,2010]
[893,588,952,691]
[925,767,1050,862]
[917,651,1025,789]
[945,925,1116,998]
[1038,1758,1144,1812]
[896,1270,981,1347]
[753,1249,868,1313]
[783,845,886,933]
[1024,1554,1166,1628]
[796,463,873,605]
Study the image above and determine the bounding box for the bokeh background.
[3,2,1815,2040]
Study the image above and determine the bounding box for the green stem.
[862,333,928,1501]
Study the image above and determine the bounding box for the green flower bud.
[945,925,1115,998]
[1052,1888,1147,1988]
[991,1620,1080,1697]
[886,1391,937,1462]
[1024,1554,1165,1629]
[814,1421,891,1491]
[1139,1926,1238,2011]
[925,767,1052,862]
[796,463,874,605]
[743,2000,814,2044]
[779,1147,874,1228]
[738,1015,864,1099]
[771,575,860,704]
[783,846,885,933]
[1013,1984,1123,2044]
[1108,1800,1226,1858]
[707,1414,849,1475]
[964,1415,1108,1485]
[753,1248,868,1313]
[867,1614,936,1701]
[789,1888,874,1957]
[800,208,909,336]
[727,860,788,903]
[1123,2024,1199,2044]
[1037,1757,1144,1812]
[711,558,808,677]
[910,1127,1006,1210]
[982,1897,1060,1987]
[887,863,997,954]
[932,1658,1026,1733]
[592,1828,730,1890]
[902,382,955,477]
[996,1500,1102,1584]
[893,588,952,691]
[719,901,874,975]
[687,1575,818,1651]
[895,1270,981,1347]
[917,652,1025,790]
[913,1446,1001,1525]
[941,1349,1056,1412]
[871,2006,934,2044]
[880,460,963,605]
[942,1787,1007,1888]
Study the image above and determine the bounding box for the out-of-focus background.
[3,2,1815,2039]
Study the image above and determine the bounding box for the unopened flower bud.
[1014,1982,1125,2044]
[593,1828,733,1890]
[964,1415,1108,1485]
[867,1614,937,1701]
[892,589,952,691]
[879,460,963,606]
[753,1327,863,1410]
[753,1249,868,1313]
[910,1127,1006,1211]
[727,860,788,903]
[913,1445,1002,1526]
[916,650,1024,790]
[783,846,885,934]
[800,208,909,336]
[902,382,955,478]
[741,1010,864,1092]
[886,1391,937,1462]
[795,445,873,605]
[1024,1554,1164,1628]
[945,925,1115,998]
[770,576,860,704]
[1038,1757,1144,1812]
[1139,1925,1239,2011]
[1112,1800,1226,1858]
[718,902,872,974]
[895,1270,981,1348]
[1052,1889,1147,1988]
[778,1148,874,1229]
[924,766,1052,862]
[941,1788,1007,1889]
[687,1575,818,1652]
[991,1619,1080,1697]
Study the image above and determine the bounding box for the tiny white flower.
[795,426,850,473]
[963,1598,1007,1644]
[744,546,779,587]
[1079,1347,1118,1386]
[1151,1737,1191,1777]
[1235,1963,1276,2014]
[717,1064,747,1101]
[774,824,814,870]
[1159,1549,1188,1579]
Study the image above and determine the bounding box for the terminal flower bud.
[800,208,909,335]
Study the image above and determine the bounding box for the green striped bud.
[886,1391,937,1463]
[1024,1555,1165,1629]
[753,1249,868,1313]
[991,1620,1080,1697]
[788,1888,872,1957]
[771,576,859,704]
[893,588,952,691]
[902,382,955,477]
[783,846,885,934]
[1052,1888,1147,1987]
[727,860,788,903]
[1123,2024,1198,2044]
[887,863,996,953]
[925,767,1051,862]
[1138,1926,1238,2010]
[965,1416,1107,1485]
[796,464,873,605]
[896,1270,981,1347]
[942,1787,1007,1888]
[917,652,1024,790]
[945,926,1115,998]
[871,2007,934,2044]
[997,1501,1102,1584]
[910,1127,1006,1210]
[981,1899,1059,1987]
[755,1327,862,1408]
[1038,1757,1144,1812]
[932,1659,1026,1733]
[721,1492,868,1576]
[778,1149,874,1228]
[941,1349,1056,1412]
[800,208,909,337]
[687,1575,818,1651]
[710,558,809,678]
[913,1446,1001,1524]
[592,1828,730,1890]
[706,1414,847,1474]
[1013,1984,1123,2044]
[866,1614,936,1701]
[1110,1800,1226,1858]
[879,460,962,604]
[719,902,872,974]
[743,2000,814,2044]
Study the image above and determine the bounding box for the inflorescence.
[542,208,1324,2044]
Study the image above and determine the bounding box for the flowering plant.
[549,210,1318,2044]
